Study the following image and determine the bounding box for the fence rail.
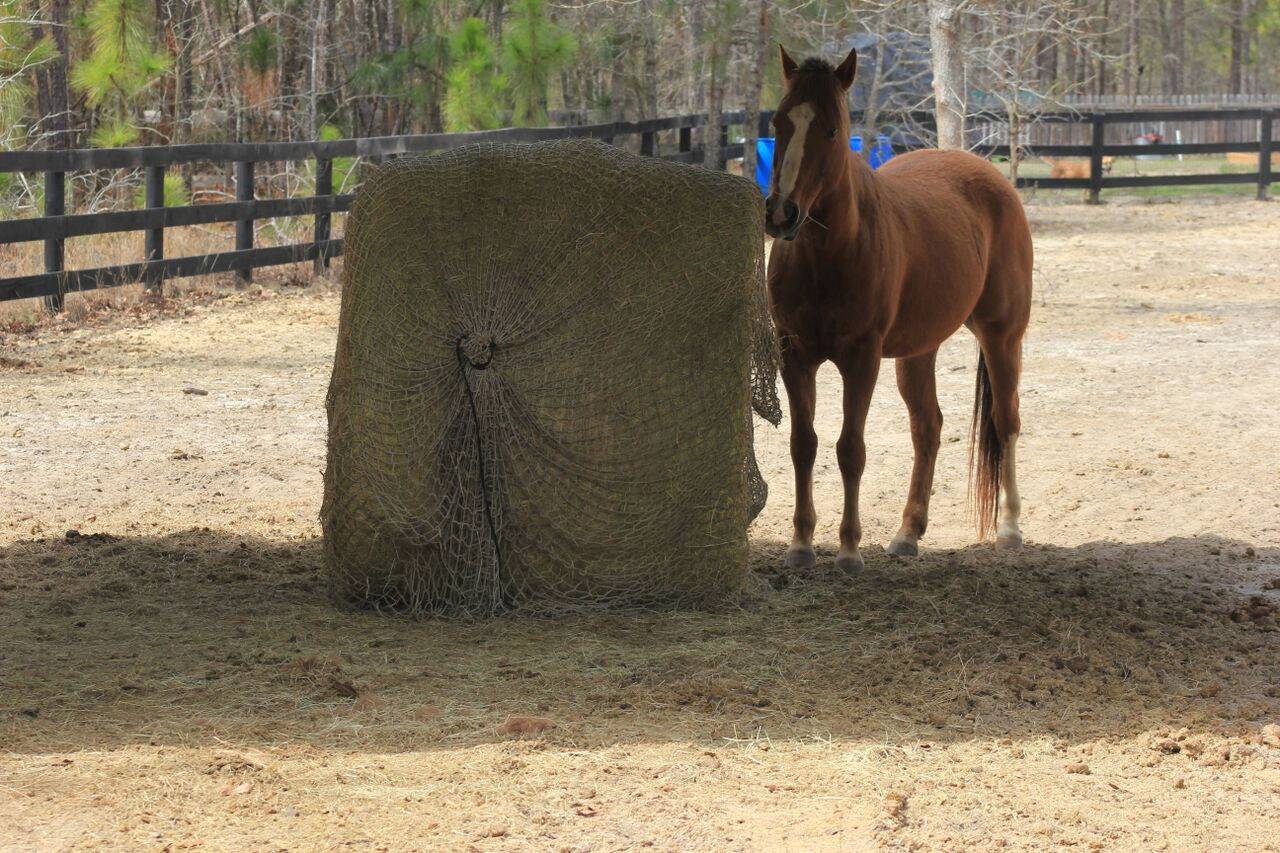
[1,105,1275,308]
[976,100,1280,151]
[1060,93,1277,107]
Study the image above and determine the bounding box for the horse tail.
[968,350,1002,539]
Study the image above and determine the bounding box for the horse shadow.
[1,528,1276,755]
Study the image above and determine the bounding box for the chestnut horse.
[765,47,1033,572]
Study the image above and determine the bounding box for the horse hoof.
[886,537,919,557]
[996,531,1024,550]
[835,551,864,574]
[785,546,816,570]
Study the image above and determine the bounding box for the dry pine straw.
[1,199,1280,850]
[2,530,1278,848]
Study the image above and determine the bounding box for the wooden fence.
[978,106,1275,205]
[1061,93,1277,108]
[1,105,1274,310]
[1036,94,1277,147]
[0,111,751,311]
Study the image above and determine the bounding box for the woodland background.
[1,0,1275,150]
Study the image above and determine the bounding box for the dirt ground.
[2,198,1279,851]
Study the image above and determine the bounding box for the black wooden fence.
[0,111,747,311]
[978,106,1275,205]
[1,106,1274,310]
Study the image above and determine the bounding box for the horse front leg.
[780,353,819,569]
[834,343,882,573]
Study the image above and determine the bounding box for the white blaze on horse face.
[777,102,816,200]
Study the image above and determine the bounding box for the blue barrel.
[868,135,894,169]
[754,134,892,193]
[755,138,775,191]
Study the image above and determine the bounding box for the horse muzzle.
[764,196,804,240]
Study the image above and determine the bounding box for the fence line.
[1061,93,1277,107]
[1,106,1275,309]
[984,94,1280,149]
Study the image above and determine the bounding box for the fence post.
[314,157,333,274]
[1088,114,1105,205]
[679,125,692,156]
[640,130,655,157]
[235,160,254,286]
[42,170,65,313]
[1259,110,1273,202]
[144,165,165,294]
[719,119,729,171]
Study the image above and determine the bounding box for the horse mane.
[797,57,835,75]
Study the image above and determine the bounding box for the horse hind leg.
[970,327,1025,549]
[997,432,1022,548]
[888,350,942,557]
[967,202,1032,548]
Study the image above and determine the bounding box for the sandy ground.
[2,198,1280,851]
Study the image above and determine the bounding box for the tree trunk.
[640,0,659,119]
[702,2,726,171]
[1036,32,1058,91]
[1126,0,1140,102]
[703,49,724,169]
[1168,0,1184,93]
[1157,0,1183,94]
[1095,0,1111,96]
[198,0,235,135]
[309,0,327,138]
[176,0,195,142]
[928,0,966,150]
[1008,109,1021,185]
[34,0,72,149]
[609,34,628,122]
[689,0,705,113]
[861,41,888,137]
[1229,0,1247,94]
[741,0,769,182]
[559,70,574,121]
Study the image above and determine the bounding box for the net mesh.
[322,139,781,617]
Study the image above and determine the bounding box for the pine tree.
[502,0,575,126]
[70,0,170,147]
[0,1,57,149]
[443,17,504,132]
[238,25,279,111]
[351,0,450,134]
[132,172,190,209]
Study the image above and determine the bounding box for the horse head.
[764,45,857,241]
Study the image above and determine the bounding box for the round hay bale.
[323,139,780,616]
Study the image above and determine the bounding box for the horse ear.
[779,44,799,86]
[835,47,858,90]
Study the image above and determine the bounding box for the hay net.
[323,138,780,616]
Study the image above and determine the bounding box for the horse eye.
[826,128,837,140]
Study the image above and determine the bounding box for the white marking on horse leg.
[776,102,815,201]
[997,434,1023,548]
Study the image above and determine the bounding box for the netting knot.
[456,334,496,370]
